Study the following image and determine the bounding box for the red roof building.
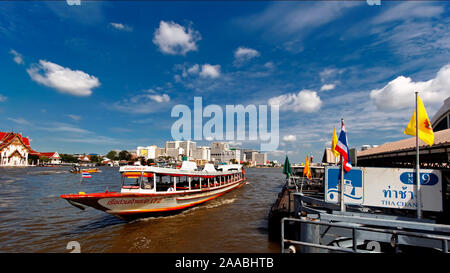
[38,152,61,164]
[0,132,33,166]
[0,132,60,166]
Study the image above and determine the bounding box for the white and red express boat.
[61,162,246,220]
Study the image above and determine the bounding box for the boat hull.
[61,178,246,220]
[70,168,101,173]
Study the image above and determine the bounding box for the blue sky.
[0,1,449,163]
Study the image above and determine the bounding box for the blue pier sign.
[324,166,443,212]
[325,167,364,205]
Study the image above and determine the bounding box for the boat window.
[155,174,172,192]
[176,176,189,190]
[121,172,141,188]
[141,173,154,190]
[191,177,201,189]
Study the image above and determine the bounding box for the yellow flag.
[303,154,312,180]
[404,95,434,146]
[331,127,340,158]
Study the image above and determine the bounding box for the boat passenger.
[142,177,154,190]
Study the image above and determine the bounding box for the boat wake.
[133,198,237,223]
[203,197,236,209]
[33,170,67,175]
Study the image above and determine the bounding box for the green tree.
[119,150,131,161]
[39,156,50,163]
[139,157,146,165]
[60,154,78,163]
[90,155,101,164]
[106,150,118,160]
[28,154,40,165]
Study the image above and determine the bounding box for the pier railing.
[280,193,450,253]
[281,217,450,253]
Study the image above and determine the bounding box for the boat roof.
[119,163,242,177]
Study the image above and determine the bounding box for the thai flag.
[81,172,92,178]
[335,119,352,172]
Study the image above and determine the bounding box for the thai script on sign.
[106,198,162,206]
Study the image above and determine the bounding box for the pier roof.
[358,128,450,157]
[357,128,450,169]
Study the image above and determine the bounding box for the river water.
[0,166,283,253]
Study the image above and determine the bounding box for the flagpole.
[340,119,346,212]
[415,91,422,219]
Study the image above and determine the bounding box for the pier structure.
[272,97,450,253]
[282,193,450,253]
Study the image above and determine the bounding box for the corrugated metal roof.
[358,128,450,157]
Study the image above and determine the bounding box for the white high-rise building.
[192,146,211,161]
[255,153,267,166]
[166,147,185,158]
[165,140,196,157]
[137,145,158,160]
[210,142,230,154]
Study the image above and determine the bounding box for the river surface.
[0,166,283,253]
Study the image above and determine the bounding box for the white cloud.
[320,68,344,83]
[45,125,91,134]
[53,135,120,145]
[234,47,260,65]
[67,114,82,121]
[268,90,322,113]
[180,64,200,78]
[10,49,24,64]
[148,93,170,103]
[153,21,201,55]
[110,22,132,31]
[199,64,221,78]
[370,63,450,111]
[320,84,335,91]
[235,1,359,51]
[282,135,296,142]
[27,60,100,96]
[0,94,7,102]
[371,2,444,25]
[187,64,200,75]
[178,63,221,79]
[112,92,171,114]
[7,117,30,125]
[228,141,242,146]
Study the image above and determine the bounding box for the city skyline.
[1,1,449,163]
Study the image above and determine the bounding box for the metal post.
[281,218,285,253]
[340,154,345,212]
[415,92,422,219]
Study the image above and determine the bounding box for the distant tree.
[119,150,131,161]
[90,155,101,164]
[147,158,155,165]
[230,159,238,164]
[139,157,146,165]
[60,154,78,163]
[106,150,118,160]
[39,156,50,163]
[28,154,40,165]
